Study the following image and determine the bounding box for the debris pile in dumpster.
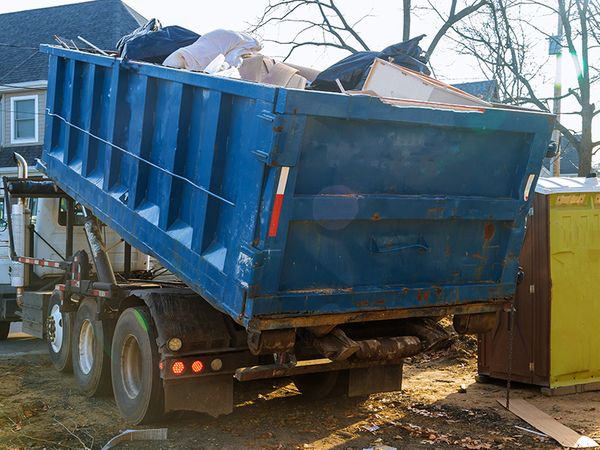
[63,19,491,106]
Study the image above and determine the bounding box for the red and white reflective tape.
[89,289,111,298]
[17,257,62,268]
[71,255,81,281]
[69,279,81,288]
[268,167,290,238]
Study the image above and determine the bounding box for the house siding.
[2,89,46,148]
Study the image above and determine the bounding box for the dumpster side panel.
[42,48,279,321]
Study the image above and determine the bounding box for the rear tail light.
[191,360,204,373]
[268,167,290,238]
[171,361,185,375]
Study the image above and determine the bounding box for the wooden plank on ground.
[498,399,599,448]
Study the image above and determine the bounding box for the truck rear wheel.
[47,292,73,372]
[111,307,163,424]
[71,299,113,396]
[0,322,9,340]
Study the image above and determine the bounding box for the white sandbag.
[163,29,262,72]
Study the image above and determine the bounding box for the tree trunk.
[578,106,594,176]
[578,141,593,177]
[577,145,592,176]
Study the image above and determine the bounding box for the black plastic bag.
[310,35,430,93]
[117,19,200,64]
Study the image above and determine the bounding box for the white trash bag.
[163,29,262,72]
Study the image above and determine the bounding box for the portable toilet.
[478,176,600,394]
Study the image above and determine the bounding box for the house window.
[10,95,38,144]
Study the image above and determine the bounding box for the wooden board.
[498,399,598,448]
[362,58,491,107]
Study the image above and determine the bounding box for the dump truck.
[5,45,554,424]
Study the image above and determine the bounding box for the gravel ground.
[0,333,598,449]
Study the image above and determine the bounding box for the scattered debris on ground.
[1,337,598,449]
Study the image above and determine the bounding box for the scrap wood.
[498,399,598,448]
[101,428,167,450]
[345,90,487,112]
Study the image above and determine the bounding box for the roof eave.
[0,79,47,93]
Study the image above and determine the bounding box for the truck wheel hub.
[121,334,142,399]
[48,304,63,352]
[78,320,95,375]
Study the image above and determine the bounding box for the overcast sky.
[1,0,596,145]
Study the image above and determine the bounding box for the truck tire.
[0,322,9,341]
[71,298,113,396]
[111,307,164,424]
[47,292,73,372]
[292,371,341,398]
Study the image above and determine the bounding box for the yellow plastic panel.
[549,192,600,387]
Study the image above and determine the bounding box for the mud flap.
[163,375,233,417]
[348,363,403,397]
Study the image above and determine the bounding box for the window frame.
[10,94,38,144]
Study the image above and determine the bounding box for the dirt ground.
[0,333,599,450]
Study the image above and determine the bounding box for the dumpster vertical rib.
[190,89,222,253]
[44,55,59,155]
[125,74,149,209]
[59,59,76,166]
[130,77,157,210]
[109,70,130,196]
[64,60,81,167]
[83,65,104,177]
[102,63,120,192]
[165,84,193,235]
[155,81,183,231]
[69,62,95,172]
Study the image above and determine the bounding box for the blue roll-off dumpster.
[40,46,553,332]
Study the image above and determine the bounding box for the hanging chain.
[505,298,516,409]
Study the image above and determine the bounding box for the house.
[453,80,499,102]
[0,0,146,175]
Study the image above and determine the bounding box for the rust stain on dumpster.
[484,223,495,241]
[416,289,430,302]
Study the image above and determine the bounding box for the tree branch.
[425,0,489,61]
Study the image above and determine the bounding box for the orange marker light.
[191,360,204,373]
[171,361,185,375]
[159,361,164,371]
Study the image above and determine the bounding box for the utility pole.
[403,0,411,41]
[550,11,563,176]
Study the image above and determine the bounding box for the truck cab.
[0,187,147,340]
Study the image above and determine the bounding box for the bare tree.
[457,0,600,176]
[249,0,488,62]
